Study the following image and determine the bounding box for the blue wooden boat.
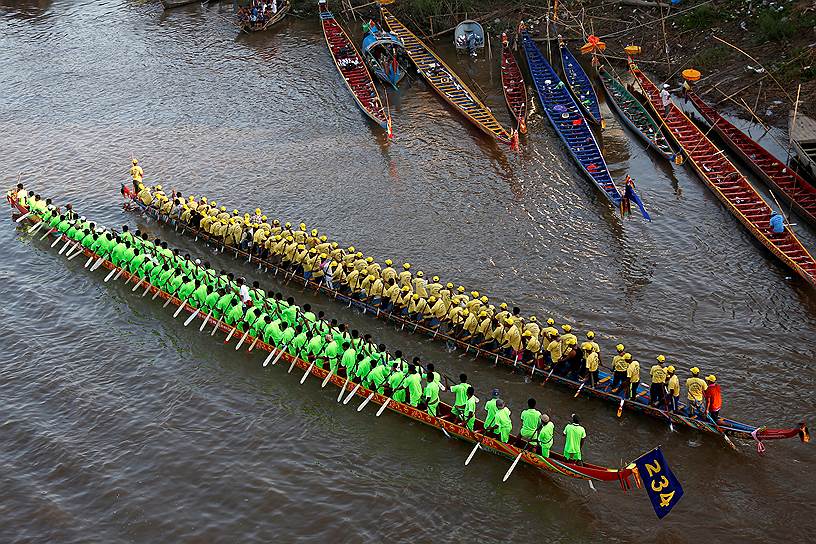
[521,32,622,205]
[559,41,603,126]
[361,21,408,90]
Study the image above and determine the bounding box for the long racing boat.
[380,6,512,146]
[500,32,528,134]
[120,185,809,450]
[7,191,647,489]
[560,41,603,127]
[631,62,816,287]
[687,89,816,227]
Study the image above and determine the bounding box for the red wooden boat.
[631,63,816,287]
[687,90,816,228]
[500,33,528,134]
[319,0,390,131]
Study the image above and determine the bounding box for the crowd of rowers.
[13,185,601,463]
[125,177,727,423]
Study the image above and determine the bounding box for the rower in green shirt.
[562,414,586,462]
[279,322,296,351]
[494,399,512,443]
[404,366,423,407]
[166,273,185,296]
[340,342,357,376]
[224,300,245,330]
[205,289,222,316]
[483,389,501,436]
[262,317,282,345]
[177,277,196,301]
[449,374,470,422]
[354,354,372,382]
[129,251,148,274]
[519,398,542,440]
[423,371,440,416]
[537,414,555,458]
[290,325,309,360]
[365,363,389,394]
[216,291,236,319]
[464,387,479,431]
[307,333,328,368]
[387,362,407,403]
[150,264,168,288]
[190,281,209,309]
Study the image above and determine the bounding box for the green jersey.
[166,275,185,295]
[365,364,388,392]
[404,372,423,407]
[495,407,512,442]
[423,381,440,416]
[225,304,246,330]
[177,280,196,300]
[520,408,542,439]
[538,421,555,458]
[465,395,479,431]
[563,423,586,460]
[484,398,499,430]
[263,320,282,345]
[204,291,221,312]
[355,356,372,382]
[191,284,209,309]
[388,370,406,403]
[450,382,470,409]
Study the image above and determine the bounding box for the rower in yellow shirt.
[666,366,680,412]
[136,184,152,206]
[610,344,628,393]
[545,331,562,369]
[649,355,668,407]
[626,358,641,400]
[398,263,412,287]
[582,342,600,386]
[382,259,397,282]
[129,159,143,193]
[685,367,708,417]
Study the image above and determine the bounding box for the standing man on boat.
[704,375,722,421]
[449,374,470,422]
[563,414,586,464]
[649,356,668,407]
[609,344,627,393]
[666,366,680,412]
[537,414,554,458]
[685,367,708,417]
[660,84,672,117]
[519,398,542,442]
[129,159,143,193]
[626,358,641,401]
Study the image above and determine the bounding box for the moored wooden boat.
[687,90,816,228]
[361,21,409,90]
[236,0,290,33]
[597,65,675,162]
[631,62,816,287]
[454,20,485,57]
[8,194,645,488]
[789,112,816,180]
[560,41,603,127]
[500,33,528,134]
[121,187,810,448]
[380,6,512,146]
[319,0,390,131]
[521,32,624,207]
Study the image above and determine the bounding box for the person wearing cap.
[649,356,668,407]
[610,345,628,393]
[582,342,599,386]
[460,309,479,340]
[559,324,577,353]
[519,398,542,440]
[483,389,501,435]
[704,375,722,421]
[563,414,586,463]
[523,329,542,368]
[537,414,555,458]
[129,159,143,193]
[660,83,672,117]
[685,367,708,417]
[449,374,471,422]
[381,259,397,282]
[398,263,412,287]
[626,358,641,400]
[666,366,680,411]
[494,399,512,442]
[463,386,480,431]
[559,336,580,378]
[585,331,600,354]
[544,330,562,370]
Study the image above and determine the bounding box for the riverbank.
[294,0,814,124]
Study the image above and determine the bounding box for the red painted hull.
[501,43,528,134]
[631,64,816,287]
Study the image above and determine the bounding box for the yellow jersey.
[585,352,599,372]
[686,377,708,401]
[129,165,143,182]
[650,365,667,384]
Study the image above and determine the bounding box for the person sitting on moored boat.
[770,211,785,234]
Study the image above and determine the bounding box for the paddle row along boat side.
[597,66,675,161]
[8,196,644,487]
[631,64,816,287]
[560,42,603,126]
[687,90,816,228]
[521,32,622,206]
[319,1,388,129]
[500,40,528,134]
[120,190,809,446]
[380,7,512,145]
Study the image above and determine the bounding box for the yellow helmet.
[367,274,375,280]
[132,158,138,165]
[320,253,327,259]
[366,256,373,263]
[500,303,508,310]
[479,311,488,317]
[299,223,306,231]
[385,259,393,266]
[522,331,532,337]
[429,296,436,303]
[201,197,207,203]
[623,353,632,361]
[462,309,470,316]
[309,248,317,254]
[403,263,411,269]
[506,317,514,325]
[220,206,226,212]
[616,344,625,352]
[432,275,439,282]
[706,375,716,382]
[311,229,318,236]
[285,222,291,228]
[402,285,410,292]
[586,331,595,339]
[297,244,305,250]
[567,337,578,346]
[233,209,239,215]
[262,215,268,220]
[417,271,424,277]
[156,184,163,190]
[331,242,338,248]
[657,354,666,363]
[581,342,593,351]
[530,316,537,322]
[356,252,363,258]
[320,235,327,242]
[348,246,355,252]
[666,365,676,373]
[210,201,217,207]
[446,282,453,289]
[480,296,488,303]
[412,294,419,300]
[255,208,261,215]
[562,324,572,333]
[471,291,479,298]
[188,195,195,201]
[546,318,555,326]
[690,367,700,375]
[457,286,465,293]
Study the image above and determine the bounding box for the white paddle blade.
[287,357,297,373]
[85,256,94,268]
[68,247,83,260]
[235,330,249,350]
[199,311,213,332]
[337,377,349,402]
[58,239,72,254]
[357,392,375,412]
[131,278,143,292]
[183,308,200,327]
[503,452,524,482]
[262,350,275,367]
[50,236,62,248]
[103,267,117,283]
[224,326,237,343]
[270,348,286,366]
[343,383,360,404]
[247,337,259,352]
[300,362,315,384]
[321,370,333,388]
[376,398,391,417]
[16,211,32,223]
[465,442,480,466]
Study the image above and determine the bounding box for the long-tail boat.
[500,33,528,134]
[559,41,603,127]
[121,186,809,450]
[521,32,627,208]
[319,0,390,131]
[597,65,675,162]
[380,6,512,145]
[361,21,409,90]
[687,90,816,227]
[630,62,816,287]
[8,193,647,489]
[236,0,290,33]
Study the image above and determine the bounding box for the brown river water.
[1,1,814,542]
